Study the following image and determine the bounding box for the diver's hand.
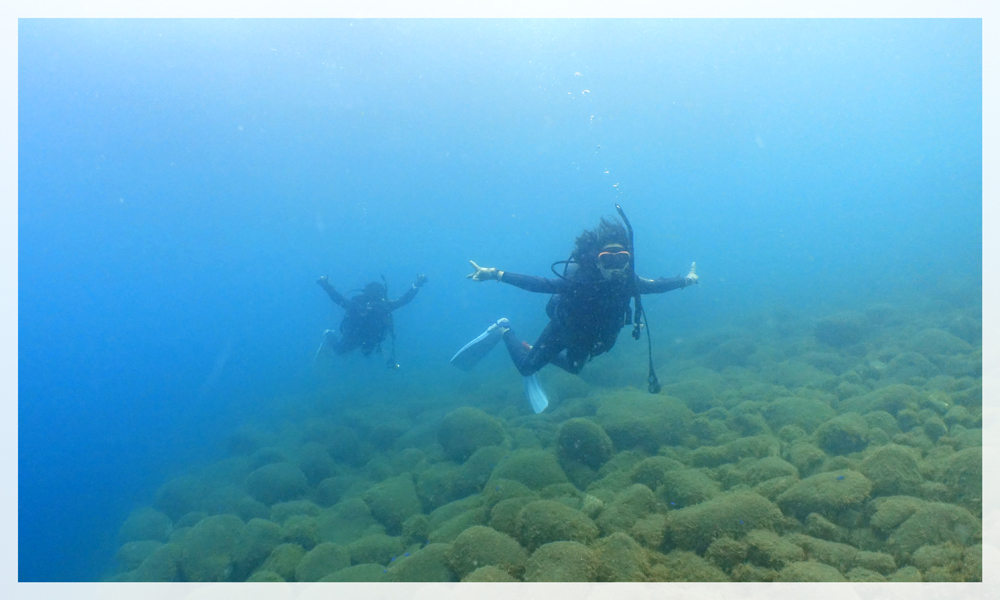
[467,261,500,282]
[415,274,428,288]
[684,262,699,286]
[317,275,332,288]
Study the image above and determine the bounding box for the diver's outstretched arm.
[466,260,567,294]
[317,276,350,309]
[637,262,699,294]
[389,274,427,311]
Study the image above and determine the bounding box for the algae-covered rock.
[744,456,799,486]
[481,478,535,509]
[888,502,981,559]
[246,570,284,582]
[294,542,351,581]
[270,500,322,524]
[841,384,922,416]
[907,328,973,356]
[846,567,887,582]
[232,517,283,580]
[362,474,422,535]
[556,418,614,470]
[690,434,781,468]
[595,391,693,452]
[490,496,537,539]
[668,490,783,553]
[648,550,729,582]
[942,446,981,513]
[438,407,505,462]
[777,560,847,582]
[296,442,337,486]
[661,379,719,413]
[453,445,506,497]
[117,540,164,571]
[628,456,685,490]
[281,515,319,550]
[384,542,456,582]
[462,565,519,581]
[658,468,721,509]
[524,542,597,581]
[516,500,599,551]
[630,513,668,549]
[130,543,181,582]
[257,543,306,581]
[177,514,245,581]
[776,470,871,522]
[119,507,173,544]
[595,484,658,535]
[415,461,461,509]
[783,440,827,476]
[401,514,429,545]
[320,563,388,582]
[446,526,529,579]
[744,529,805,569]
[705,536,748,572]
[869,496,927,534]
[427,507,489,544]
[245,463,309,506]
[888,565,923,581]
[153,475,207,521]
[488,449,569,490]
[348,533,405,566]
[730,563,778,582]
[784,533,860,573]
[317,497,383,545]
[859,444,923,497]
[764,397,836,434]
[815,312,868,347]
[593,532,649,582]
[814,413,870,455]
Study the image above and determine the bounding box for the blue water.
[18,19,981,581]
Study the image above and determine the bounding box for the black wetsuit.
[499,265,690,376]
[318,280,420,356]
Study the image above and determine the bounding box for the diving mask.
[597,249,631,271]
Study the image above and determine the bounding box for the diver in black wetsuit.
[315,274,427,368]
[465,216,697,378]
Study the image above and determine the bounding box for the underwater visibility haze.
[18,19,982,582]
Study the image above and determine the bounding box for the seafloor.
[106,295,982,582]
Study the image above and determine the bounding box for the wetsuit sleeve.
[637,275,690,294]
[388,284,420,311]
[498,272,570,294]
[318,280,350,309]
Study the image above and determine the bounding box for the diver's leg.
[332,335,360,356]
[550,347,589,374]
[502,321,564,377]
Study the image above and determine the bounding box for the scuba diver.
[315,273,427,369]
[451,205,697,412]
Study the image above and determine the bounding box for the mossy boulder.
[777,560,847,582]
[661,379,719,413]
[362,475,422,535]
[320,563,388,582]
[859,444,923,497]
[888,502,981,560]
[246,570,284,582]
[783,441,827,476]
[942,446,981,512]
[245,463,309,506]
[256,543,306,581]
[177,514,245,581]
[764,397,836,433]
[841,384,922,416]
[490,496,537,539]
[593,532,650,582]
[427,507,490,544]
[117,541,164,571]
[556,418,613,470]
[119,507,173,544]
[294,542,351,581]
[462,565,519,581]
[384,542,456,582]
[648,550,730,582]
[153,475,207,521]
[595,484,658,535]
[705,536,748,572]
[452,445,506,497]
[281,515,319,550]
[907,328,973,356]
[415,461,461,509]
[488,449,569,490]
[658,468,721,508]
[516,500,599,551]
[348,533,405,566]
[438,407,505,462]
[668,490,783,553]
[869,496,927,534]
[446,526,529,579]
[481,478,535,509]
[316,498,383,545]
[814,413,870,455]
[628,456,686,490]
[815,312,868,347]
[744,457,799,486]
[595,391,693,452]
[129,543,181,582]
[744,529,805,569]
[776,470,871,522]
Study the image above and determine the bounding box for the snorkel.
[615,204,662,394]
